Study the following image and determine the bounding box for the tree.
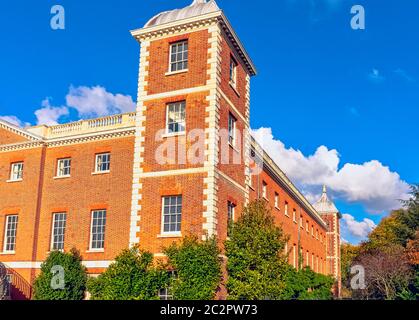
[87,246,168,300]
[164,236,222,300]
[225,200,289,300]
[341,243,361,296]
[33,249,87,300]
[352,245,414,300]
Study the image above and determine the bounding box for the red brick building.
[0,0,341,300]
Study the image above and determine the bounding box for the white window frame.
[50,213,67,251]
[9,162,23,181]
[3,215,18,253]
[161,196,182,235]
[274,192,279,209]
[158,271,177,300]
[306,220,309,232]
[262,181,267,199]
[56,158,71,177]
[229,57,237,87]
[94,153,111,173]
[166,101,186,136]
[169,40,188,73]
[300,215,304,229]
[293,244,296,268]
[89,210,107,251]
[228,113,237,147]
[293,209,297,223]
[227,201,236,237]
[284,202,289,217]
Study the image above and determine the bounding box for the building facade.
[0,0,340,300]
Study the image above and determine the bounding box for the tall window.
[162,196,182,234]
[285,202,289,217]
[159,271,177,300]
[57,158,71,177]
[293,209,297,223]
[274,192,279,208]
[262,181,267,199]
[95,153,111,173]
[166,101,186,134]
[51,213,67,251]
[3,215,18,252]
[228,113,237,146]
[316,229,319,240]
[169,41,188,72]
[293,244,296,268]
[306,220,309,232]
[312,225,314,237]
[229,57,237,87]
[300,215,304,228]
[10,162,23,181]
[227,201,236,237]
[90,210,107,250]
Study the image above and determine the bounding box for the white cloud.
[0,115,30,128]
[66,85,136,118]
[342,213,376,239]
[34,99,69,126]
[368,68,385,82]
[252,127,410,213]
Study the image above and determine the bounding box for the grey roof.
[144,0,220,28]
[313,185,339,214]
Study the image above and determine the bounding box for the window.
[306,251,309,267]
[312,253,315,269]
[285,202,289,217]
[159,271,177,300]
[169,40,188,72]
[95,153,111,173]
[51,213,67,251]
[166,101,186,135]
[229,57,237,87]
[227,201,236,237]
[3,215,18,252]
[10,162,23,181]
[306,220,309,232]
[316,229,319,240]
[293,244,296,268]
[90,210,107,250]
[261,182,268,199]
[274,192,279,208]
[300,215,304,228]
[162,196,182,234]
[312,225,314,237]
[228,113,237,146]
[293,209,297,223]
[56,158,71,177]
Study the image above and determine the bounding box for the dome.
[144,0,220,28]
[313,185,339,214]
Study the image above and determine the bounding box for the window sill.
[6,179,22,183]
[165,69,188,76]
[92,171,110,176]
[158,233,182,239]
[0,251,16,255]
[53,175,71,180]
[228,143,240,153]
[229,82,240,97]
[274,206,280,211]
[86,249,105,253]
[162,132,186,139]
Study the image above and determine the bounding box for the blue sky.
[0,0,418,244]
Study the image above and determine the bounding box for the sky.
[0,0,418,244]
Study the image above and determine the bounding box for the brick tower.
[129,0,256,254]
[313,185,342,297]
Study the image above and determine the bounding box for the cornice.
[0,128,135,152]
[0,121,42,142]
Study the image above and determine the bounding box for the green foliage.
[341,244,361,285]
[87,246,168,300]
[225,200,290,300]
[282,267,334,300]
[164,236,222,300]
[33,249,87,300]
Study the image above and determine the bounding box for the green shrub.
[33,248,87,300]
[164,236,222,300]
